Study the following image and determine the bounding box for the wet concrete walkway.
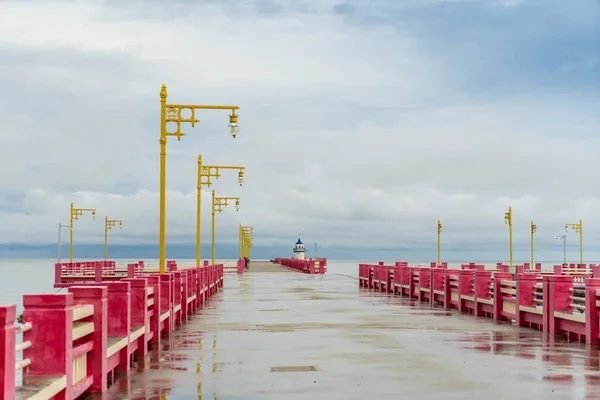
[246,260,294,272]
[90,270,600,399]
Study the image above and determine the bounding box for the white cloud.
[0,0,598,260]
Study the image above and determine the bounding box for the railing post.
[200,268,206,302]
[0,305,16,400]
[145,275,161,344]
[173,272,183,324]
[103,282,132,373]
[23,293,74,399]
[546,275,574,334]
[94,263,103,283]
[585,278,600,344]
[474,270,492,317]
[493,272,513,321]
[54,264,63,287]
[194,268,202,306]
[122,278,150,356]
[157,274,174,333]
[188,269,197,310]
[515,273,538,327]
[458,269,474,312]
[181,270,189,320]
[68,286,108,392]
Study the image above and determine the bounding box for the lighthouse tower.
[293,237,306,260]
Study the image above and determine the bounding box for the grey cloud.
[0,0,598,264]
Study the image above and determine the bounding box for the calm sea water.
[0,258,569,313]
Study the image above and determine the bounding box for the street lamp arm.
[166,104,240,111]
[105,219,123,231]
[200,164,246,187]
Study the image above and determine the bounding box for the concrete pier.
[87,270,600,399]
[247,260,293,273]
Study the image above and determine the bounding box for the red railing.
[223,259,247,274]
[274,258,327,274]
[1,263,224,399]
[359,262,600,344]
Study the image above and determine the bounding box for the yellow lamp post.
[69,202,97,262]
[197,154,245,267]
[240,224,254,258]
[530,220,536,268]
[159,84,240,274]
[244,226,254,258]
[437,220,442,265]
[104,217,123,261]
[243,226,254,258]
[565,219,583,264]
[239,224,243,259]
[211,190,240,265]
[504,206,513,266]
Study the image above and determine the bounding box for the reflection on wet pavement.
[83,270,600,399]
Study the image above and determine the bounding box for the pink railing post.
[54,264,63,286]
[144,276,161,344]
[94,263,103,283]
[387,268,394,294]
[515,273,540,329]
[546,275,574,335]
[474,270,493,317]
[122,278,150,356]
[127,264,136,278]
[553,265,562,275]
[103,282,132,373]
[458,269,475,313]
[173,272,183,324]
[158,274,174,333]
[187,269,196,311]
[196,268,204,307]
[431,268,445,306]
[0,305,16,400]
[181,270,189,321]
[200,268,206,302]
[493,272,513,321]
[23,293,74,399]
[585,278,600,344]
[542,275,552,333]
[68,286,108,392]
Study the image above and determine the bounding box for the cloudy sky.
[0,0,599,261]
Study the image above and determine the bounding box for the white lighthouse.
[293,237,306,260]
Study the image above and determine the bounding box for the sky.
[0,0,599,261]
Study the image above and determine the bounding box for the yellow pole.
[159,84,167,274]
[509,209,513,266]
[579,219,583,265]
[504,206,513,266]
[196,155,203,267]
[69,202,74,262]
[437,220,442,265]
[530,220,536,268]
[104,216,108,261]
[211,190,216,266]
[239,224,242,259]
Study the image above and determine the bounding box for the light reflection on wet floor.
[84,272,600,400]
